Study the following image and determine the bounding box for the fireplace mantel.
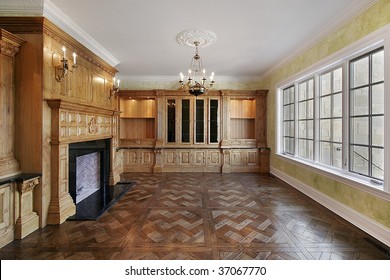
[46,98,119,224]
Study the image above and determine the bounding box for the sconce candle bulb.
[55,46,78,82]
[110,76,120,98]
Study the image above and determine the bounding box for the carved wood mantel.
[46,99,118,224]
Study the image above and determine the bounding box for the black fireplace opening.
[68,139,132,220]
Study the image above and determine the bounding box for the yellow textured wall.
[261,0,390,228]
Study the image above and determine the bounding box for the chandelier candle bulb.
[72,52,77,64]
[62,46,66,58]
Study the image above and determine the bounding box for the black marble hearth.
[68,181,133,220]
[67,139,133,220]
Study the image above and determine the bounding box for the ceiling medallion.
[177,29,216,97]
[176,29,217,48]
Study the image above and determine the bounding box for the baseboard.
[270,167,390,247]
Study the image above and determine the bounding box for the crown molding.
[262,0,379,78]
[43,0,120,67]
[0,0,120,67]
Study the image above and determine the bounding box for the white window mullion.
[342,61,350,172]
[294,83,299,156]
[383,31,390,192]
[314,75,321,163]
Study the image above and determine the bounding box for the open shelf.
[120,118,155,139]
[120,98,156,140]
[230,98,256,139]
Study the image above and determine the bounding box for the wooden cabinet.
[122,149,155,172]
[117,89,269,173]
[230,149,259,171]
[162,148,221,172]
[0,183,13,248]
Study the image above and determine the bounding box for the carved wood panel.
[207,150,222,167]
[164,150,176,166]
[193,150,206,166]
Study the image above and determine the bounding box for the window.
[283,86,295,154]
[319,67,343,168]
[298,79,314,160]
[279,42,386,190]
[349,48,384,180]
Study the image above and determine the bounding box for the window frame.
[276,24,390,197]
[318,66,344,169]
[349,47,385,181]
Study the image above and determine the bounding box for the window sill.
[275,153,390,202]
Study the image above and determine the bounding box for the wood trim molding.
[118,89,269,98]
[0,28,24,56]
[270,166,390,247]
[45,99,118,116]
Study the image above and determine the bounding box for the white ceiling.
[1,0,378,80]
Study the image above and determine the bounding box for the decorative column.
[153,91,164,173]
[15,176,40,239]
[0,29,23,177]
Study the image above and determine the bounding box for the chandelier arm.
[178,38,215,96]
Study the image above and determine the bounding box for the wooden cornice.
[118,89,269,98]
[0,17,117,76]
[45,99,118,116]
[0,28,25,57]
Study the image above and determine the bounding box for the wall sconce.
[109,77,120,98]
[55,46,78,82]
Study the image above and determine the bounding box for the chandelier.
[177,29,217,96]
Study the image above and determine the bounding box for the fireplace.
[67,138,132,219]
[68,139,110,219]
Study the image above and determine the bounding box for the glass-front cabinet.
[117,89,268,173]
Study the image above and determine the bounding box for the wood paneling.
[120,119,155,139]
[0,18,120,228]
[230,98,256,118]
[0,29,23,177]
[230,119,256,139]
[120,99,156,118]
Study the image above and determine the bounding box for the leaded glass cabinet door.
[209,99,219,144]
[167,99,176,143]
[195,99,205,143]
[181,99,190,143]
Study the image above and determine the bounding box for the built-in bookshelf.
[230,98,256,139]
[117,89,269,173]
[119,98,156,140]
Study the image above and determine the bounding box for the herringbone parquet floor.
[1,173,389,260]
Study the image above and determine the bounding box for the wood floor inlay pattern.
[0,173,389,260]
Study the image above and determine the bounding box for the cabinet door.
[207,150,221,167]
[163,150,176,166]
[0,184,11,232]
[231,150,245,166]
[178,150,191,167]
[140,150,154,166]
[124,149,139,166]
[246,150,259,166]
[193,150,206,166]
